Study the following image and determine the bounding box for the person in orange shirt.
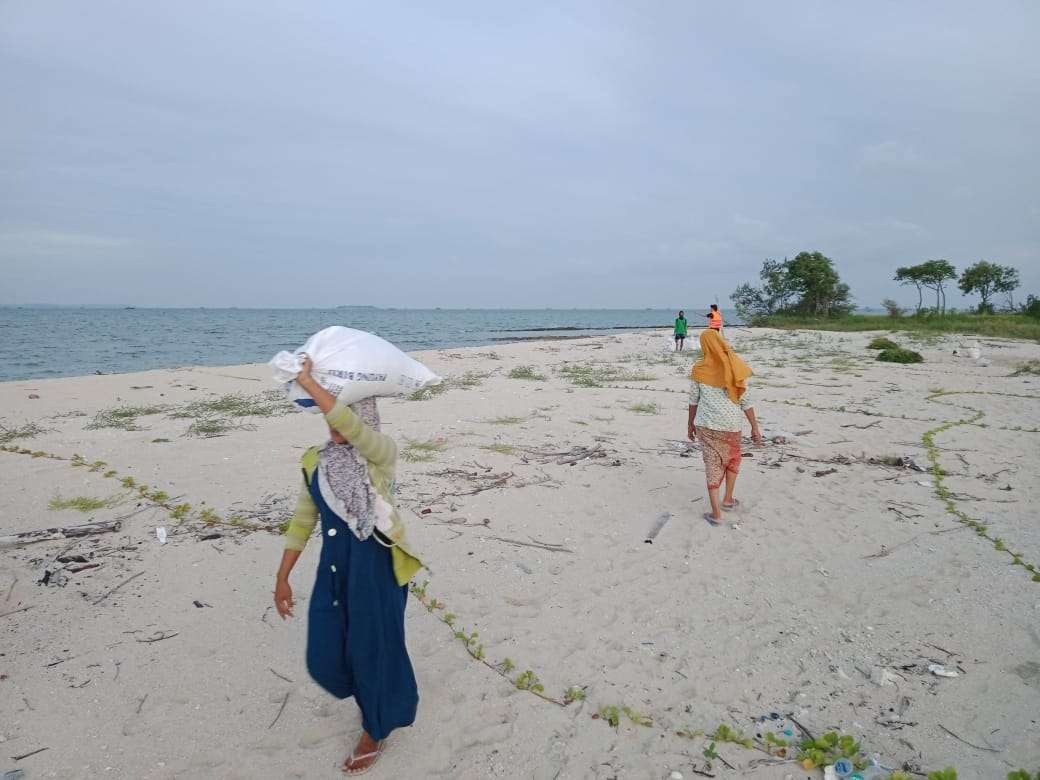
[706,304,723,334]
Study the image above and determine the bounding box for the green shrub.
[867,336,899,350]
[877,347,923,364]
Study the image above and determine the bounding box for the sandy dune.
[2,328,1038,779]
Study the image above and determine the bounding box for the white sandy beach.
[1,328,1039,779]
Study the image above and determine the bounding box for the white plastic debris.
[156,527,167,545]
[870,667,902,687]
[669,772,684,780]
[928,663,959,678]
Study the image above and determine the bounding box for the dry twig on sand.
[92,570,145,606]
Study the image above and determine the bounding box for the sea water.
[0,307,733,381]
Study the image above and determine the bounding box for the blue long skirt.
[305,472,418,741]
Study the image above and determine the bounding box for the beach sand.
[1,328,1038,779]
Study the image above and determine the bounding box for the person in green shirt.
[674,310,689,351]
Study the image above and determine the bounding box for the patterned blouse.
[688,381,752,432]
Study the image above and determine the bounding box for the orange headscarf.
[691,329,753,403]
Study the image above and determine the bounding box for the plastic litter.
[669,773,684,780]
[927,664,959,678]
[870,667,902,687]
[156,527,167,545]
[833,757,854,776]
[270,326,441,411]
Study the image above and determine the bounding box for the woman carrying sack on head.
[687,329,763,525]
[273,357,422,775]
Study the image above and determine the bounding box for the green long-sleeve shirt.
[283,401,421,584]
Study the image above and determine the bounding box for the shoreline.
[2,328,1038,778]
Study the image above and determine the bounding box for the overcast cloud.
[1,1,1037,309]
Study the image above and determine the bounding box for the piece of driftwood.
[136,630,178,643]
[269,691,290,729]
[938,723,998,753]
[92,570,145,606]
[0,604,34,620]
[0,519,121,549]
[482,535,574,554]
[12,746,49,761]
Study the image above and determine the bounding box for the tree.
[881,298,904,318]
[730,282,770,322]
[730,251,854,320]
[894,265,926,314]
[760,258,797,312]
[917,259,957,314]
[959,261,1017,313]
[996,265,1020,310]
[785,251,854,317]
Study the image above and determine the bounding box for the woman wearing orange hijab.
[687,329,763,524]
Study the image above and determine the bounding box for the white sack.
[270,326,440,412]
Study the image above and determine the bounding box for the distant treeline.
[731,252,1038,327]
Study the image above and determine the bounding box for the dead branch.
[12,746,49,762]
[0,604,34,620]
[938,723,998,753]
[92,570,145,606]
[136,630,178,643]
[481,535,574,554]
[269,691,290,729]
[841,420,882,429]
[269,668,294,683]
[0,519,121,549]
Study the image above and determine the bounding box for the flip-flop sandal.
[703,512,721,526]
[342,741,386,776]
[722,499,740,510]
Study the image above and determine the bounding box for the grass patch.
[170,392,284,420]
[407,383,448,401]
[1011,359,1040,376]
[487,415,525,425]
[49,494,116,512]
[877,347,924,364]
[867,336,899,350]
[558,364,656,388]
[86,405,167,431]
[401,438,447,462]
[759,312,1040,340]
[627,402,659,414]
[186,418,244,437]
[480,443,518,455]
[454,371,491,389]
[508,366,546,381]
[0,422,46,445]
[151,438,171,443]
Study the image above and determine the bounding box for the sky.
[1,1,1038,309]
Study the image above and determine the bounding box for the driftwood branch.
[938,723,998,753]
[92,570,145,606]
[269,691,290,729]
[136,630,178,643]
[0,519,121,549]
[12,746,49,762]
[481,535,574,554]
[0,604,34,620]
